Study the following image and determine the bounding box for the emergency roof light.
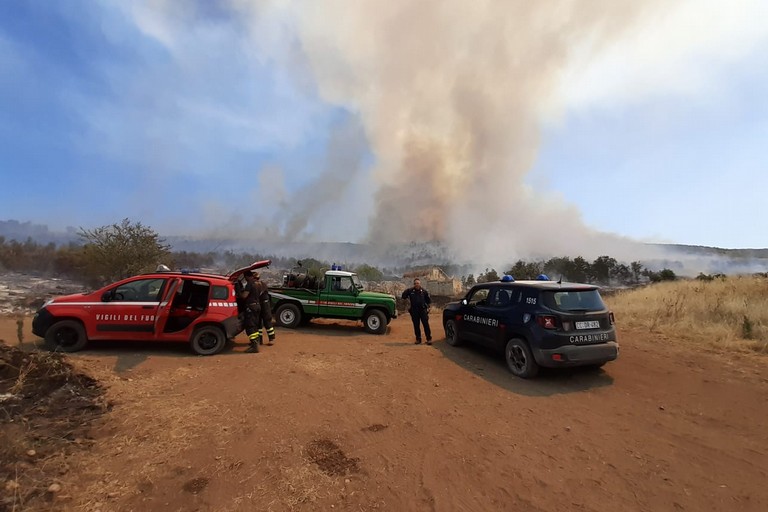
[501,275,514,282]
[536,274,550,281]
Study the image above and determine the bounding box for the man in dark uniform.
[236,270,262,353]
[254,272,276,345]
[402,278,432,345]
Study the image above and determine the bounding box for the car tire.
[363,309,387,334]
[190,326,226,356]
[44,320,88,353]
[276,303,302,329]
[505,338,539,379]
[444,319,462,346]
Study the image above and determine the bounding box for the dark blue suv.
[442,278,618,378]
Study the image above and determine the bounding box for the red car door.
[89,277,168,340]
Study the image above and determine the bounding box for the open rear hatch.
[228,259,272,282]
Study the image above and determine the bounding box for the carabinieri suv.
[442,277,618,378]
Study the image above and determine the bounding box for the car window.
[114,278,166,302]
[467,288,490,306]
[489,287,515,307]
[340,276,354,292]
[543,290,606,311]
[212,285,229,300]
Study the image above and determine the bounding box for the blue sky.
[1,0,767,251]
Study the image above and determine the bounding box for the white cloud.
[561,0,768,111]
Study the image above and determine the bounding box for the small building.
[402,267,462,296]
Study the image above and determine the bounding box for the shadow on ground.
[21,338,246,373]
[432,340,615,397]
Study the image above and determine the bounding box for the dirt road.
[2,314,767,511]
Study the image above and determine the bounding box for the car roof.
[326,270,355,277]
[473,280,599,291]
[138,272,231,282]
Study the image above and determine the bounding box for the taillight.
[609,312,615,325]
[536,315,558,329]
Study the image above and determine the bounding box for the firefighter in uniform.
[236,270,262,353]
[402,277,432,345]
[254,272,276,345]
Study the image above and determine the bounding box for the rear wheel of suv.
[44,320,88,353]
[190,326,226,356]
[505,338,539,379]
[444,319,462,346]
[276,303,302,328]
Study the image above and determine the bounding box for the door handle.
[142,305,154,309]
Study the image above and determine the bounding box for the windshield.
[352,275,363,289]
[543,290,606,312]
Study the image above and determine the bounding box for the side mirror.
[101,291,113,302]
[461,299,467,306]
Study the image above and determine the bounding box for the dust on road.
[1,314,767,512]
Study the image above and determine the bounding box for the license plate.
[575,320,600,330]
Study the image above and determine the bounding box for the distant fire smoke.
[238,0,666,263]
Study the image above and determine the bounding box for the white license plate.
[575,320,600,330]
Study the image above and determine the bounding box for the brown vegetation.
[0,342,108,511]
[609,276,768,354]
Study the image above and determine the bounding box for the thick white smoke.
[231,0,668,264]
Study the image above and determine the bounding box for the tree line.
[462,256,677,287]
[1,219,677,288]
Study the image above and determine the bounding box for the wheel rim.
[199,332,219,351]
[281,309,295,324]
[367,315,381,330]
[55,327,80,348]
[507,344,527,373]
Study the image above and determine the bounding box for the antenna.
[557,275,562,285]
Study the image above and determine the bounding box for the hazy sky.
[1,0,766,254]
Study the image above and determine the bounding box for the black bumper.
[222,316,243,339]
[32,308,54,338]
[534,341,619,368]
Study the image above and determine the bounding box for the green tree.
[477,268,499,283]
[592,255,618,284]
[465,273,476,286]
[572,256,591,283]
[630,261,644,284]
[611,263,632,285]
[354,263,384,281]
[78,218,171,285]
[507,260,544,280]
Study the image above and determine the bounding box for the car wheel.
[190,326,226,356]
[363,309,387,334]
[444,319,462,346]
[505,338,539,378]
[276,303,302,329]
[44,320,88,353]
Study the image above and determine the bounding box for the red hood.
[48,291,95,303]
[227,259,272,281]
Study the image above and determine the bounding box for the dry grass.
[608,276,768,354]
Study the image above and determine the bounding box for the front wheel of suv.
[505,338,539,379]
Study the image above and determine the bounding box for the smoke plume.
[232,0,666,263]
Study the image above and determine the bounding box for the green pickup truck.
[269,270,397,334]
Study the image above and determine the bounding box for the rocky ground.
[0,273,85,315]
